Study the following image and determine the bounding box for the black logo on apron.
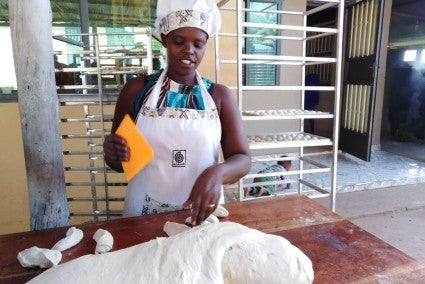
[172,150,186,167]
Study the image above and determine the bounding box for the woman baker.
[103,0,251,225]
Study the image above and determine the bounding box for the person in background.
[103,0,251,225]
[244,157,292,197]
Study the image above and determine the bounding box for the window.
[0,0,156,100]
[244,0,280,86]
[403,49,417,62]
[106,27,135,48]
[422,49,425,64]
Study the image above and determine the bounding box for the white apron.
[123,69,223,217]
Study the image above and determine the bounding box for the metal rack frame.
[54,29,163,222]
[216,0,344,211]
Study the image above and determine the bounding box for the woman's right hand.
[103,134,129,171]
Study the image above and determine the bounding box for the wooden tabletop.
[1,195,424,283]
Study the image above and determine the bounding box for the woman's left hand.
[182,165,223,226]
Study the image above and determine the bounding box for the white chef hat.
[154,0,221,37]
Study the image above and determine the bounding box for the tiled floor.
[239,142,425,196]
[227,141,425,261]
[232,140,425,262]
[303,145,425,193]
[225,141,425,202]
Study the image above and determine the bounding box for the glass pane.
[0,0,159,97]
[245,1,278,86]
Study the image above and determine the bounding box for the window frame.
[243,0,281,86]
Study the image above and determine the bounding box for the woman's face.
[161,27,208,84]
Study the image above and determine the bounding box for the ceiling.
[0,0,424,49]
[0,0,157,27]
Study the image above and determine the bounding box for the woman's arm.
[103,76,145,172]
[214,83,251,184]
[184,83,251,225]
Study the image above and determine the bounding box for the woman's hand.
[103,133,129,172]
[183,164,223,226]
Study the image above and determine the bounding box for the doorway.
[380,0,425,163]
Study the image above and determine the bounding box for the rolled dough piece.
[93,229,114,254]
[163,221,191,237]
[28,222,314,284]
[17,246,62,268]
[185,214,220,226]
[51,227,83,252]
[212,205,229,218]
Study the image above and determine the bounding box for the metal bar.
[63,150,104,155]
[352,5,359,58]
[242,8,303,16]
[243,34,304,41]
[215,19,220,83]
[52,35,84,47]
[66,182,127,186]
[64,166,106,171]
[358,2,365,58]
[242,113,334,121]
[241,22,338,34]
[69,212,123,217]
[237,0,243,201]
[365,85,371,134]
[217,0,231,8]
[62,134,104,139]
[299,156,331,169]
[346,85,353,129]
[241,85,335,91]
[93,32,111,220]
[330,0,345,212]
[61,117,113,123]
[244,167,330,180]
[299,179,330,194]
[305,2,338,16]
[370,0,379,55]
[79,0,92,93]
[68,197,124,202]
[362,1,370,57]
[241,53,337,62]
[306,32,335,41]
[146,27,153,74]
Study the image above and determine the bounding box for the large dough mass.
[29,222,313,284]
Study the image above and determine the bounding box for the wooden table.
[1,195,424,283]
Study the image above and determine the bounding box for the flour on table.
[28,222,314,284]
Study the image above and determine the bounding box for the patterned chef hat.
[155,0,221,37]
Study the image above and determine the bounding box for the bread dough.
[163,221,191,236]
[28,222,314,284]
[17,246,62,268]
[93,229,114,254]
[212,205,229,217]
[51,227,83,252]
